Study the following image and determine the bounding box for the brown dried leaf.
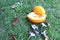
[12,17,19,25]
[8,34,16,40]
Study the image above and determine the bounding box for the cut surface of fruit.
[32,6,45,16]
[27,12,46,23]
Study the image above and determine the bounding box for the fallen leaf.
[8,34,16,40]
[12,17,19,25]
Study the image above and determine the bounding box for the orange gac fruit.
[27,12,46,23]
[32,6,45,16]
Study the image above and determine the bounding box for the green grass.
[0,0,60,40]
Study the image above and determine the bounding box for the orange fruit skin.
[27,12,46,23]
[27,17,46,23]
[32,6,45,16]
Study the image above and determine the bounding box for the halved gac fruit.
[27,12,46,23]
[32,6,45,16]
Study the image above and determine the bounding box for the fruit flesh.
[27,12,46,23]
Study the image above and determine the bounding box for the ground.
[0,0,60,40]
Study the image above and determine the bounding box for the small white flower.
[30,32,35,36]
[41,30,49,40]
[31,24,38,30]
[29,31,35,38]
[41,30,46,35]
[35,31,39,35]
[41,23,47,27]
[45,21,50,27]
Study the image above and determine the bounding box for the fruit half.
[27,12,46,23]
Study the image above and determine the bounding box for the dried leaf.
[12,17,19,25]
[8,34,16,40]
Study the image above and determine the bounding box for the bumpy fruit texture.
[32,6,45,16]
